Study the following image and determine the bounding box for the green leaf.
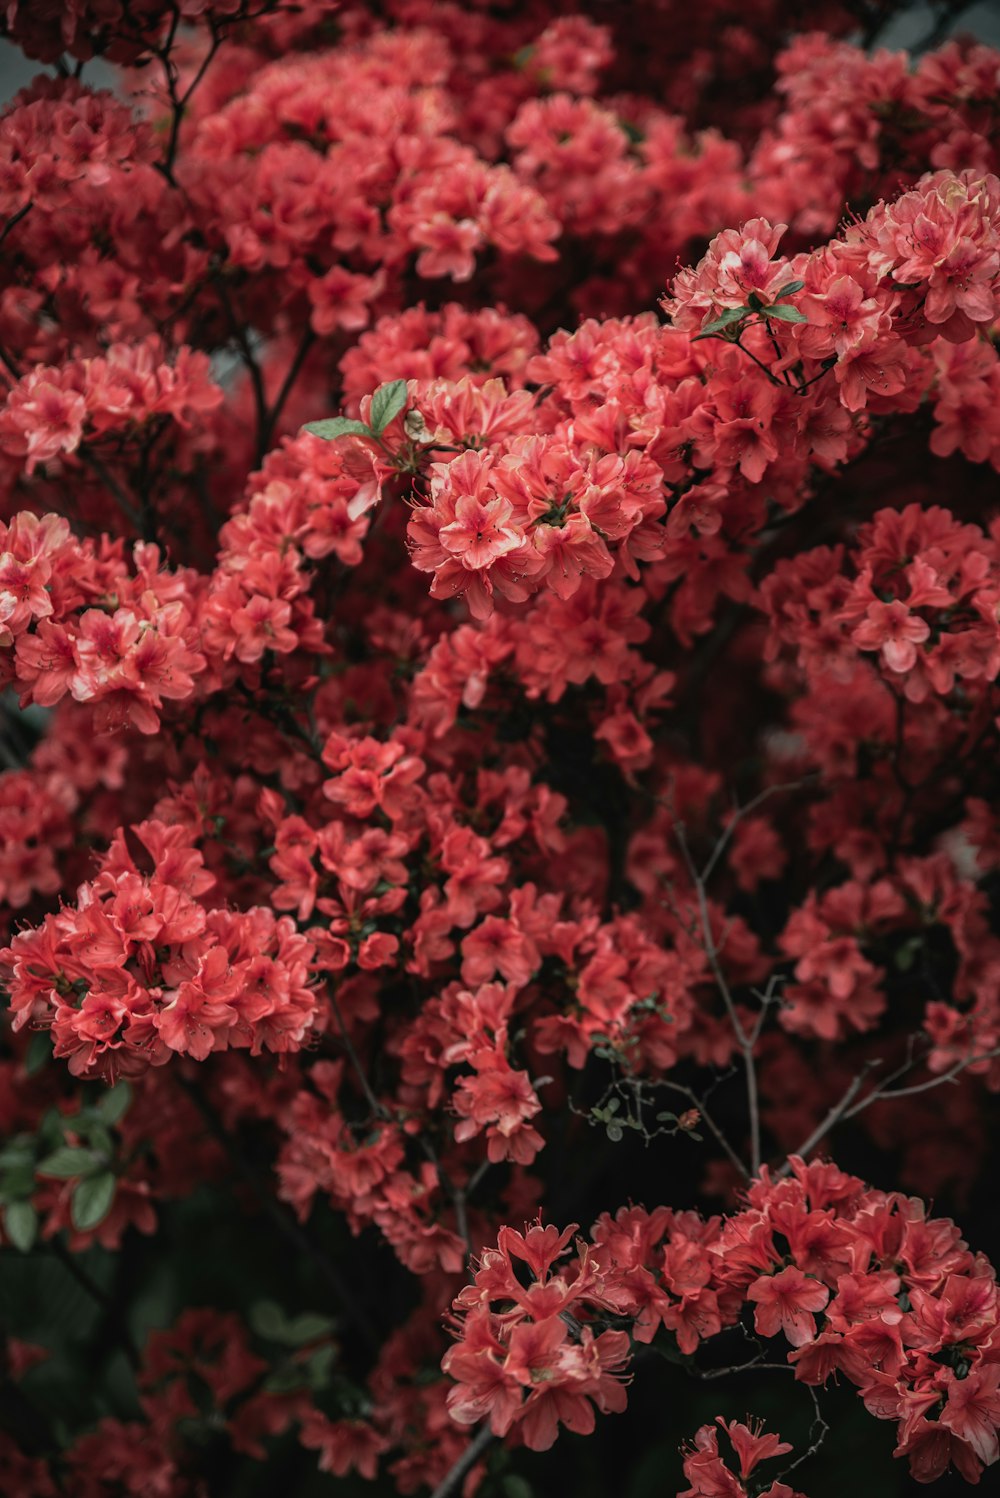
[368,379,407,434]
[37,1148,98,1179]
[25,1031,52,1076]
[302,417,372,441]
[763,303,808,323]
[0,1140,35,1172]
[284,1311,337,1345]
[95,1082,132,1126]
[4,1201,37,1253]
[264,1364,310,1394]
[250,1300,289,1342]
[303,1343,336,1387]
[85,1124,114,1158]
[503,1478,535,1498]
[894,936,923,972]
[1,1164,36,1200]
[692,306,747,341]
[774,279,805,298]
[70,1172,116,1232]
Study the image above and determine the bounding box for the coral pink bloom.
[802,274,885,356]
[461,917,539,986]
[678,1423,747,1498]
[229,595,298,662]
[718,1418,793,1478]
[834,333,910,411]
[747,1266,830,1346]
[299,1414,386,1479]
[453,1048,543,1164]
[439,491,522,571]
[939,1364,1000,1468]
[498,1221,579,1279]
[504,1315,568,1388]
[852,599,931,673]
[442,1321,522,1435]
[14,620,77,705]
[0,375,87,472]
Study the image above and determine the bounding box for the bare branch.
[779,1044,1000,1176]
[428,1422,496,1498]
[776,1060,882,1177]
[842,1046,1000,1116]
[675,822,762,1172]
[700,777,815,885]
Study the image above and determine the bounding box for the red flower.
[747,1266,830,1347]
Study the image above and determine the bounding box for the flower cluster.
[446,1158,1000,1482]
[679,1419,805,1498]
[0,338,222,474]
[2,820,317,1077]
[0,2,999,1496]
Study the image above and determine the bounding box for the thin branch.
[162,27,222,179]
[778,1044,1000,1176]
[732,333,787,387]
[212,270,268,453]
[79,451,144,532]
[687,1351,829,1475]
[257,329,317,463]
[49,1240,141,1370]
[674,827,747,1047]
[700,778,814,886]
[689,1357,789,1380]
[0,202,30,254]
[777,1380,829,1481]
[428,1423,496,1498]
[675,823,761,1173]
[842,1046,1000,1115]
[749,973,783,1047]
[910,0,975,59]
[328,984,389,1123]
[658,1081,751,1181]
[776,1060,881,1176]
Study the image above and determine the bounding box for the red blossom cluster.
[446,1159,1000,1483]
[0,2,999,1496]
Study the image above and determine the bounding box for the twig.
[910,1,975,59]
[675,824,762,1173]
[732,333,787,387]
[0,203,30,253]
[778,1380,829,1481]
[79,451,144,532]
[49,1240,141,1370]
[749,973,783,1047]
[257,329,317,463]
[842,1046,1000,1115]
[689,1357,789,1380]
[162,26,223,179]
[778,1044,1000,1176]
[212,271,268,455]
[328,985,389,1123]
[700,778,814,885]
[428,1423,496,1498]
[658,1080,751,1181]
[776,1060,881,1176]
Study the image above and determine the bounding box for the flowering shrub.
[1,3,999,1496]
